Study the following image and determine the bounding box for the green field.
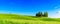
[0,14,60,24]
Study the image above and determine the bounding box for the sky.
[0,0,60,18]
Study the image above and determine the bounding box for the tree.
[36,12,42,17]
[44,12,48,17]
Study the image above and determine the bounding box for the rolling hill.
[0,14,60,24]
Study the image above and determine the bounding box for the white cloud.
[49,11,60,18]
[49,14,60,18]
[51,11,60,18]
[54,6,60,9]
[56,11,60,14]
[49,6,60,18]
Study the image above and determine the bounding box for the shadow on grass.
[40,18,60,22]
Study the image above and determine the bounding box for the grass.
[0,14,60,24]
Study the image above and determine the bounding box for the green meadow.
[0,14,60,24]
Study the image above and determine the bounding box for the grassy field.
[0,14,60,24]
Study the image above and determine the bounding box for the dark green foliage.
[44,12,48,17]
[36,12,42,17]
[36,11,48,17]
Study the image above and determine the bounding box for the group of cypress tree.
[36,11,48,17]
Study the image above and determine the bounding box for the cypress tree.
[36,12,42,17]
[44,12,48,17]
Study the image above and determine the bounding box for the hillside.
[0,14,60,24]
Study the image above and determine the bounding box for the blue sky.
[0,0,60,18]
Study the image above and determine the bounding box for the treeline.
[36,11,48,17]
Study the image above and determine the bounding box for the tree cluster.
[36,12,48,17]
